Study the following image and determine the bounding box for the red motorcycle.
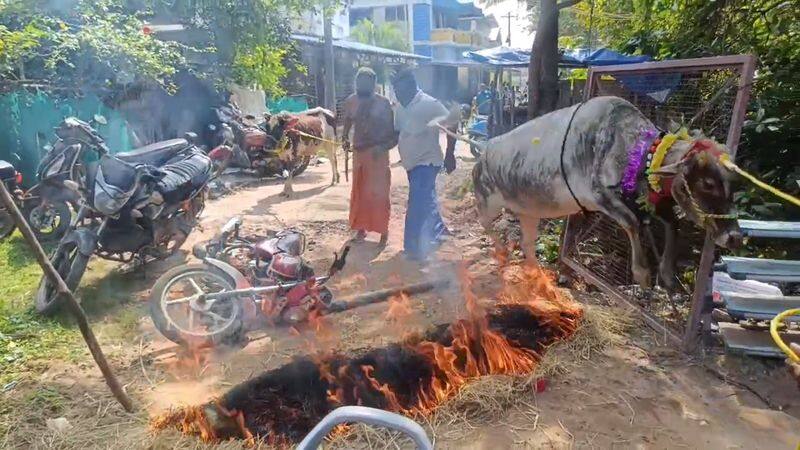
[208,104,311,178]
[148,217,349,347]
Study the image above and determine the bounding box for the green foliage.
[350,19,410,52]
[571,0,800,219]
[0,0,185,87]
[0,22,47,74]
[0,0,338,91]
[232,45,289,96]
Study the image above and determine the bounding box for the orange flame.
[384,293,413,323]
[153,262,583,442]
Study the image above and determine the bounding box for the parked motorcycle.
[23,115,116,242]
[209,103,311,178]
[467,117,489,158]
[35,117,220,315]
[149,217,349,347]
[0,159,24,239]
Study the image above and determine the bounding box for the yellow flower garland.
[647,128,688,191]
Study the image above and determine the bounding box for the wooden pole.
[683,229,716,353]
[0,183,134,412]
[328,279,451,313]
[323,13,336,113]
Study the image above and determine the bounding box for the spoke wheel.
[149,264,243,346]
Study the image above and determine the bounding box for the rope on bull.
[717,154,800,208]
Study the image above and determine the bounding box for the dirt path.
[5,142,799,449]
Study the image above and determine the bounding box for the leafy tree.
[0,0,185,88]
[572,0,799,218]
[350,19,409,52]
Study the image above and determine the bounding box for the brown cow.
[265,107,339,197]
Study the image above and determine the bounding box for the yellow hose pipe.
[770,308,800,363]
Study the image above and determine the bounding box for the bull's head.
[651,138,743,250]
[262,113,296,148]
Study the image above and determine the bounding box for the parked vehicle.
[467,117,489,158]
[149,217,349,347]
[0,159,24,239]
[36,117,221,315]
[209,103,311,178]
[22,115,116,243]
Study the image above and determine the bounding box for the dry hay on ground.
[325,304,633,449]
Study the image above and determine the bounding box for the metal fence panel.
[559,55,755,337]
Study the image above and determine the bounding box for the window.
[385,6,407,22]
[350,8,372,26]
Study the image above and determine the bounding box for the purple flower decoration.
[621,128,658,195]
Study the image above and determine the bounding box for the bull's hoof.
[633,266,652,289]
[658,266,678,291]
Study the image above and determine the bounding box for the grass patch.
[0,234,144,385]
[0,234,84,384]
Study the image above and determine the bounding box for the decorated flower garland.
[620,128,659,195]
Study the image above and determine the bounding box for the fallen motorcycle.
[0,159,24,239]
[149,217,349,347]
[36,117,220,315]
[209,103,311,178]
[148,218,452,349]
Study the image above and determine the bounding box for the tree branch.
[557,0,582,9]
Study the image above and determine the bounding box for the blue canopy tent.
[462,47,662,136]
[463,46,651,67]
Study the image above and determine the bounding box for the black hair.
[391,67,416,86]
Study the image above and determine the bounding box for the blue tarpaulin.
[463,46,651,68]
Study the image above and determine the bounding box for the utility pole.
[407,0,415,52]
[323,11,336,112]
[501,12,518,47]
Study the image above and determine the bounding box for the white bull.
[469,96,741,288]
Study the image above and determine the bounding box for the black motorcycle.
[21,134,83,242]
[0,159,24,239]
[35,117,217,315]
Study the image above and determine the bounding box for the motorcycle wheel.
[469,134,488,159]
[24,201,71,243]
[0,208,15,240]
[35,242,90,315]
[149,263,244,347]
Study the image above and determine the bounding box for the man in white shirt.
[391,69,457,260]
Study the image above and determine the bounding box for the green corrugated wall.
[0,90,134,187]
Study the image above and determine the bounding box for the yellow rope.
[719,154,800,208]
[290,129,342,146]
[771,308,800,363]
[647,132,681,191]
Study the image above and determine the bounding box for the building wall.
[295,7,350,38]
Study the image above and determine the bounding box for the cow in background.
[264,107,339,197]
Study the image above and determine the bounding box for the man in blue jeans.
[391,69,457,261]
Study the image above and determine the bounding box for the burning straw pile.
[152,264,584,445]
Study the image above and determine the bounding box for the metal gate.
[559,55,756,338]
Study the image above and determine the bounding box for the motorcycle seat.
[154,149,212,204]
[116,138,190,166]
[0,160,15,180]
